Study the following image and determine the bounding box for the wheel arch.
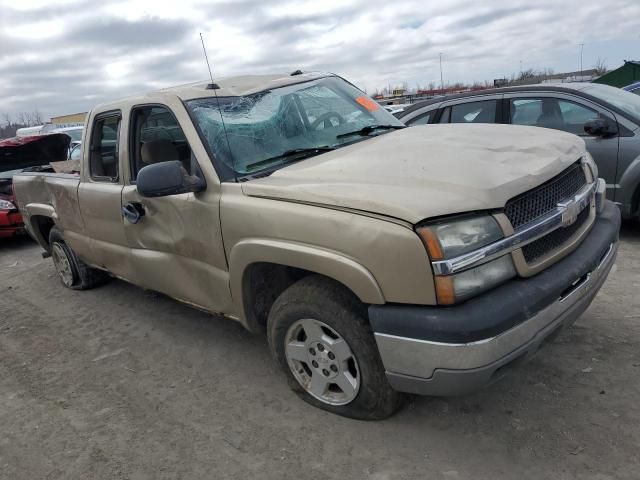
[617,153,640,218]
[27,208,57,251]
[229,239,385,333]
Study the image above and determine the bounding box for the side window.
[438,107,451,123]
[558,100,599,134]
[89,114,120,181]
[511,99,542,126]
[449,100,497,123]
[130,106,194,180]
[511,97,599,135]
[407,112,432,126]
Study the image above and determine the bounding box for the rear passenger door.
[505,93,620,198]
[77,111,132,278]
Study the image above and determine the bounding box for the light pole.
[579,43,584,78]
[439,52,444,95]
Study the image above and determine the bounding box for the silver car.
[398,83,640,220]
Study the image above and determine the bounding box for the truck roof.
[94,71,333,111]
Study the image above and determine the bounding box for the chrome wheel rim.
[51,243,74,287]
[285,318,360,406]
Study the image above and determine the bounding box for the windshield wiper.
[336,124,405,139]
[245,146,335,172]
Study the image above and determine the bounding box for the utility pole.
[439,52,444,95]
[579,43,584,79]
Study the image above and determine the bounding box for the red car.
[0,189,23,238]
[0,134,71,238]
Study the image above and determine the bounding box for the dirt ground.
[1,226,639,480]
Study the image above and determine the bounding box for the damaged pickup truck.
[13,72,620,419]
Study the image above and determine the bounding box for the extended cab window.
[439,100,497,124]
[130,106,195,180]
[90,114,120,180]
[510,98,600,135]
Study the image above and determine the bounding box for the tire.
[267,275,404,420]
[49,227,107,290]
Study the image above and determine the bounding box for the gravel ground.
[1,225,639,480]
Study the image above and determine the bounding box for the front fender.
[229,238,385,324]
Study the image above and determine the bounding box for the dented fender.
[229,238,385,328]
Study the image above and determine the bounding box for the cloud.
[0,0,639,121]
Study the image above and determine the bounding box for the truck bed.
[13,172,84,245]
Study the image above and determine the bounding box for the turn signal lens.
[434,276,456,305]
[417,227,444,260]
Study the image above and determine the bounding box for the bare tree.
[518,68,536,80]
[594,58,608,76]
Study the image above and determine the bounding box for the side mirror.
[137,160,206,198]
[584,118,615,137]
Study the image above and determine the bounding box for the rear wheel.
[268,275,404,420]
[49,227,107,290]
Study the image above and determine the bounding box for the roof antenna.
[199,32,235,180]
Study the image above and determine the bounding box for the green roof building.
[593,60,640,88]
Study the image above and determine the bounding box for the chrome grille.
[522,206,590,263]
[505,163,587,230]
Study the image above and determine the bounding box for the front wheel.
[267,275,404,420]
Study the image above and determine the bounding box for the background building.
[50,112,87,126]
[594,60,640,88]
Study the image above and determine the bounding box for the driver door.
[120,103,231,313]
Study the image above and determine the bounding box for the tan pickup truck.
[13,72,620,419]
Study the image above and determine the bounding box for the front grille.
[522,206,590,263]
[505,163,587,229]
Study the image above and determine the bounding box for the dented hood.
[241,124,586,224]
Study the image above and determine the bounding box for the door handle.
[122,202,145,224]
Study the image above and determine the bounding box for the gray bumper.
[373,203,620,396]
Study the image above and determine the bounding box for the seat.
[140,139,179,167]
[536,100,564,130]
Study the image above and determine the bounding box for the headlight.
[0,199,15,210]
[434,255,516,304]
[417,215,503,259]
[417,215,516,304]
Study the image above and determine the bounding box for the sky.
[1,0,639,121]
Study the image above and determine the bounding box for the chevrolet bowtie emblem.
[558,199,581,227]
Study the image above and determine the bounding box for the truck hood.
[241,124,586,224]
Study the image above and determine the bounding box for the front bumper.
[0,210,24,238]
[369,200,620,396]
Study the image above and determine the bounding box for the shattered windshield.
[186,76,403,179]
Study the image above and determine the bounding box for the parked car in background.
[383,104,411,116]
[623,81,640,95]
[0,134,70,237]
[51,125,84,143]
[68,143,82,162]
[13,72,619,419]
[398,83,640,220]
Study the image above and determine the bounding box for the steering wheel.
[310,111,346,130]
